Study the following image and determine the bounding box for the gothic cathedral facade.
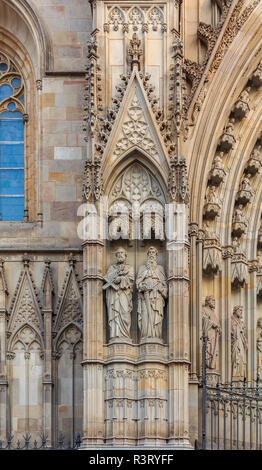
[0,0,261,449]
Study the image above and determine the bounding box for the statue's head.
[205,295,215,309]
[233,305,243,319]
[115,247,127,263]
[147,246,158,262]
[257,318,262,329]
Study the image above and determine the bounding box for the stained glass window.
[0,52,25,221]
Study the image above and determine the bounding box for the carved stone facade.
[0,0,262,450]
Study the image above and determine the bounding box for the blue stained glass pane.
[8,102,16,111]
[0,118,24,141]
[0,110,23,119]
[0,169,24,195]
[0,84,13,100]
[0,143,24,168]
[19,95,24,104]
[11,78,21,88]
[0,64,24,220]
[0,196,24,221]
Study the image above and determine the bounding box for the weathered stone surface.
[0,0,261,451]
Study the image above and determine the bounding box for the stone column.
[188,224,202,445]
[167,203,192,448]
[188,223,199,381]
[82,240,104,447]
[0,261,8,440]
[42,261,53,445]
[221,247,233,383]
[247,261,258,382]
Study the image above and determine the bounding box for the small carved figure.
[202,296,221,370]
[206,185,219,204]
[232,237,241,253]
[231,306,248,379]
[252,145,262,160]
[233,204,245,223]
[224,121,234,134]
[240,174,252,192]
[103,247,134,340]
[212,154,224,170]
[136,247,167,339]
[257,318,262,381]
[239,88,250,103]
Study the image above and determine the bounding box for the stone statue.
[257,318,262,381]
[206,185,219,205]
[231,306,248,379]
[202,296,221,370]
[103,247,134,340]
[212,154,223,170]
[252,145,262,160]
[136,246,168,340]
[233,205,245,223]
[240,174,252,192]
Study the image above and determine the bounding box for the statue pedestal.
[108,337,132,345]
[139,337,164,345]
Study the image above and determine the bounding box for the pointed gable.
[102,71,170,179]
[8,269,43,335]
[54,256,82,332]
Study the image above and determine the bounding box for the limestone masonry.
[0,0,262,449]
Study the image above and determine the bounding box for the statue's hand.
[114,277,121,284]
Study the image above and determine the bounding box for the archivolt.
[188,0,262,242]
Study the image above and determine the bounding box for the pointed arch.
[0,0,52,73]
[127,6,144,26]
[9,322,44,354]
[108,6,125,29]
[55,322,83,442]
[104,150,168,202]
[55,321,83,353]
[147,6,165,29]
[189,1,262,230]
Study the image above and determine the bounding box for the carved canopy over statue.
[202,296,221,370]
[103,247,134,340]
[136,246,167,340]
[231,306,248,379]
